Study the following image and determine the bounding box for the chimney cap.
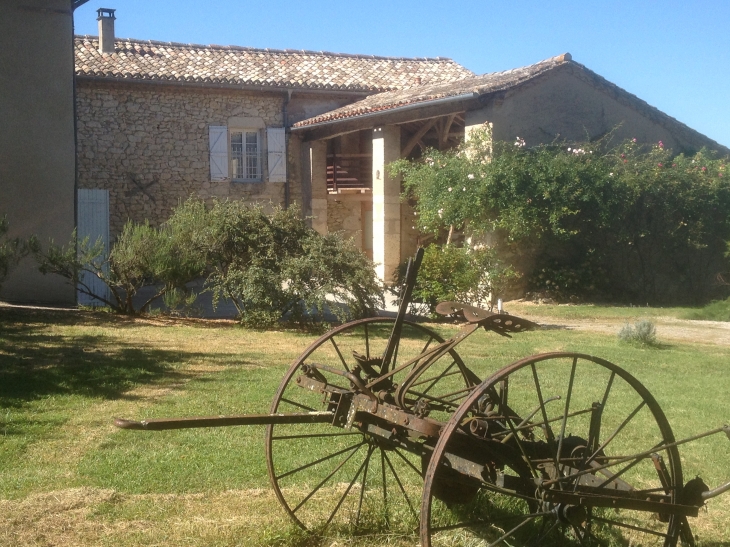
[97,8,116,20]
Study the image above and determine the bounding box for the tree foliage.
[34,198,383,324]
[392,132,730,304]
[35,219,206,314]
[173,199,383,326]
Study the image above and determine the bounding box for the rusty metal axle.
[113,412,334,430]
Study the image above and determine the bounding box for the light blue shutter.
[267,127,286,183]
[77,189,110,306]
[209,125,228,181]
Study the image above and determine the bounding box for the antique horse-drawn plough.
[116,249,730,546]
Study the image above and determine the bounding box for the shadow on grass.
[0,307,217,409]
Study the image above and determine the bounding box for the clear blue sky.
[73,1,730,150]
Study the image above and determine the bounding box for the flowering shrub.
[392,133,730,305]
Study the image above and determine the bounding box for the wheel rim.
[421,352,683,547]
[266,317,473,534]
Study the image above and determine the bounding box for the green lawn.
[1,306,729,546]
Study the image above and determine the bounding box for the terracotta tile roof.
[74,36,474,92]
[293,54,574,127]
[292,53,729,157]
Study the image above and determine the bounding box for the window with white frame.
[230,129,261,182]
[209,124,286,184]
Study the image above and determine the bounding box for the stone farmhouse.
[1,4,727,305]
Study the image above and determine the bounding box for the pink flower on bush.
[658,163,663,167]
[632,138,637,143]
[701,166,707,172]
[658,141,664,148]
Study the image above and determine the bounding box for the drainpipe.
[283,89,292,208]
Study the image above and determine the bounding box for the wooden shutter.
[76,189,110,306]
[267,127,286,183]
[209,125,228,181]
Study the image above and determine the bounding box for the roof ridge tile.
[74,35,474,91]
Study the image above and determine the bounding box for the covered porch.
[294,100,484,283]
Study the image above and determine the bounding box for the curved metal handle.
[114,417,147,430]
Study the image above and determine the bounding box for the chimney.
[97,8,116,54]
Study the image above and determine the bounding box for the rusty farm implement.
[115,248,730,546]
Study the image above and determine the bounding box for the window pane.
[244,131,259,179]
[231,132,244,179]
[231,130,259,181]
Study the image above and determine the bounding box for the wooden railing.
[327,153,372,193]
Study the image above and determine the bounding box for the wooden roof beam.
[439,113,456,148]
[402,118,437,158]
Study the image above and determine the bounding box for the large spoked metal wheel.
[265,317,476,534]
[421,352,685,547]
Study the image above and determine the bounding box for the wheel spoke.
[431,511,553,534]
[278,397,315,412]
[571,522,590,546]
[527,517,560,546]
[555,356,578,482]
[355,443,375,527]
[381,449,389,527]
[409,368,463,389]
[364,323,370,359]
[329,336,350,372]
[276,441,365,481]
[392,447,423,478]
[292,442,366,514]
[585,400,646,466]
[591,514,669,538]
[419,335,436,359]
[600,371,616,409]
[595,449,652,489]
[419,360,458,397]
[531,363,556,443]
[325,444,375,525]
[505,416,539,478]
[382,450,418,520]
[486,513,554,547]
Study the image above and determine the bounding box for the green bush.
[393,132,730,305]
[683,297,730,322]
[618,320,658,346]
[394,243,517,315]
[169,199,383,326]
[35,198,383,324]
[35,218,207,314]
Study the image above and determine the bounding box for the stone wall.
[76,80,294,238]
[327,195,364,248]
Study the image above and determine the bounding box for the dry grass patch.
[0,487,423,547]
